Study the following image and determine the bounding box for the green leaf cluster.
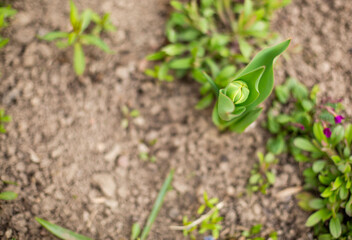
[263,78,352,238]
[0,5,17,48]
[182,192,223,239]
[39,0,114,75]
[248,152,277,194]
[0,109,11,133]
[146,0,290,110]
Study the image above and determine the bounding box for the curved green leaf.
[236,39,290,110]
[35,217,93,240]
[74,43,85,76]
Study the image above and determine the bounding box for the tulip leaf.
[235,66,264,107]
[217,89,246,121]
[236,39,290,110]
[228,107,263,133]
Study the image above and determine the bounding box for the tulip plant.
[207,39,290,132]
[146,0,291,110]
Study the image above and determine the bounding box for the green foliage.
[248,152,277,194]
[39,0,114,75]
[35,217,92,240]
[131,170,174,240]
[0,109,11,133]
[241,224,278,240]
[182,192,223,239]
[211,40,290,132]
[0,191,18,200]
[264,78,352,238]
[146,0,290,110]
[0,5,17,48]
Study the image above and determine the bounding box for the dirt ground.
[0,0,351,239]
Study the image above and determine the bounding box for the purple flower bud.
[334,115,344,124]
[204,236,214,240]
[299,124,305,130]
[323,128,332,138]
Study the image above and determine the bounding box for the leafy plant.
[241,224,278,240]
[146,0,290,110]
[91,12,116,35]
[0,5,17,48]
[39,0,113,75]
[248,152,277,194]
[264,77,352,238]
[181,192,223,239]
[131,170,174,240]
[0,109,11,133]
[206,39,290,132]
[35,217,92,240]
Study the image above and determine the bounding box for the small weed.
[241,224,278,240]
[121,105,140,129]
[0,191,18,201]
[248,152,277,194]
[39,0,114,76]
[172,192,223,239]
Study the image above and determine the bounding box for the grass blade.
[140,169,174,240]
[35,217,93,240]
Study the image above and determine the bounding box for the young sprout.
[39,0,114,76]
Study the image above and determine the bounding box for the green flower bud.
[224,80,249,104]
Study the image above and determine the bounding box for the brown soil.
[0,0,351,239]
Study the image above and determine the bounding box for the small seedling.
[0,5,17,48]
[35,217,92,240]
[0,109,11,133]
[241,224,278,240]
[248,152,277,194]
[139,139,157,163]
[39,0,114,76]
[121,105,140,129]
[131,170,174,240]
[172,192,223,240]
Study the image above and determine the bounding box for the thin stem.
[169,202,224,231]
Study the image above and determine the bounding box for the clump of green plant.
[138,139,157,163]
[39,0,114,76]
[0,109,11,133]
[170,192,223,239]
[131,170,174,240]
[263,78,352,238]
[146,0,290,108]
[248,152,277,194]
[206,39,290,132]
[0,5,17,48]
[240,224,278,240]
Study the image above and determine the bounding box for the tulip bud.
[224,80,249,104]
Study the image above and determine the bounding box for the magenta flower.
[323,128,332,138]
[334,115,344,124]
[298,124,305,130]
